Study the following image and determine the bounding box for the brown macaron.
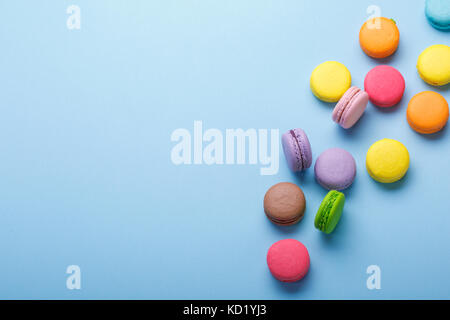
[263,182,306,226]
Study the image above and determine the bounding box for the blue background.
[0,0,449,299]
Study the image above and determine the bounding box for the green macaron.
[314,190,345,234]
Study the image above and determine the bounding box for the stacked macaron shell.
[425,0,450,30]
[332,87,369,129]
[314,191,346,234]
[265,4,448,284]
[264,183,306,226]
[281,129,312,172]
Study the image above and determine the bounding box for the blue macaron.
[425,0,450,31]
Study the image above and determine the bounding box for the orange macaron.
[407,91,449,134]
[359,17,400,59]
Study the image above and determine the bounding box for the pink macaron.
[364,65,405,108]
[332,86,369,129]
[266,239,310,283]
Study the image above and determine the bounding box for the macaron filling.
[428,17,450,30]
[418,71,443,87]
[314,190,345,234]
[265,212,302,226]
[317,193,338,231]
[333,87,360,124]
[408,121,445,134]
[282,129,312,173]
[290,130,305,170]
[407,117,447,134]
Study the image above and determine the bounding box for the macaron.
[332,86,369,129]
[314,148,356,191]
[281,128,312,172]
[407,91,449,134]
[364,65,405,107]
[314,190,345,234]
[264,182,306,226]
[267,239,310,282]
[310,61,352,103]
[425,0,450,30]
[417,44,450,86]
[359,17,400,59]
[366,139,410,183]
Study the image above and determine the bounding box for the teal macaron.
[314,190,345,234]
[425,0,450,31]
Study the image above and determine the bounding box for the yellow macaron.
[366,139,410,184]
[310,61,351,103]
[417,44,450,86]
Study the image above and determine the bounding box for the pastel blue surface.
[426,0,450,30]
[0,0,449,299]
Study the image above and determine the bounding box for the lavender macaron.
[314,148,356,190]
[282,128,312,172]
[332,86,369,129]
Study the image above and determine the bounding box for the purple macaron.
[332,86,369,129]
[314,148,356,190]
[282,128,312,172]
